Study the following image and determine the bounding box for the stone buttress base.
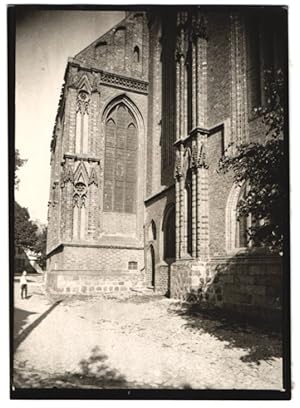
[170,255,283,324]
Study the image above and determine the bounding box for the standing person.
[20,270,28,299]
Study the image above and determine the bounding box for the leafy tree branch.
[218,69,287,253]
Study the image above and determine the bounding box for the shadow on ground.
[14,308,37,338]
[169,302,282,365]
[14,300,62,352]
[14,346,134,389]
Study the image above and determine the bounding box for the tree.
[14,202,38,251]
[33,226,47,270]
[218,69,287,253]
[15,149,26,189]
[14,151,48,270]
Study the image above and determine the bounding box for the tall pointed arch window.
[103,104,138,213]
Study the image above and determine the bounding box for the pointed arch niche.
[75,77,91,155]
[103,102,138,214]
[72,161,89,240]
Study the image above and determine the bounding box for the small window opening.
[128,261,138,270]
[133,46,140,63]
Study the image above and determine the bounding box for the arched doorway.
[163,205,176,262]
[147,244,155,287]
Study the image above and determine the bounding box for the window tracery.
[103,103,138,213]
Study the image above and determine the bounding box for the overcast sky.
[15,9,125,223]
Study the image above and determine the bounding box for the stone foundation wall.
[206,256,283,321]
[170,259,207,300]
[155,264,170,295]
[170,255,283,322]
[46,269,144,295]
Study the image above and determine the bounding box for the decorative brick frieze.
[100,71,148,94]
[67,62,149,94]
[63,153,101,164]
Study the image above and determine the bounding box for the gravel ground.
[13,281,283,390]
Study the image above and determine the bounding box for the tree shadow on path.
[14,346,134,389]
[74,345,130,388]
[169,303,282,365]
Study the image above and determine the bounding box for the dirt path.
[13,289,283,390]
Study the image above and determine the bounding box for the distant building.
[46,7,286,319]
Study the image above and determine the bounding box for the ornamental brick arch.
[101,93,145,132]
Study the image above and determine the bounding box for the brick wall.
[61,244,144,272]
[207,129,233,257]
[248,115,266,143]
[74,12,149,82]
[47,246,64,271]
[146,15,163,196]
[207,12,231,128]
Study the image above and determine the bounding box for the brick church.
[46,7,286,318]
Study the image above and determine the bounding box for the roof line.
[74,12,130,59]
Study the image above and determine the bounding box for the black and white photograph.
[9,3,290,399]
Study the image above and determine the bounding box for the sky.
[15,9,125,224]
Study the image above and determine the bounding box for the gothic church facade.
[47,8,286,318]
